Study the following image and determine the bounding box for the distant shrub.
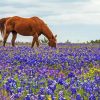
[88,39,100,43]
[65,40,71,44]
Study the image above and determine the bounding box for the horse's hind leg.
[12,32,17,47]
[3,32,10,46]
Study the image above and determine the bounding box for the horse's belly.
[15,24,33,36]
[17,31,32,36]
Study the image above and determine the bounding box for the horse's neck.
[42,24,54,41]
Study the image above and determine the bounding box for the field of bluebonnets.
[0,43,100,100]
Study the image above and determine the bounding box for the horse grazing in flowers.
[3,16,57,47]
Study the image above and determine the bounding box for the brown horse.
[3,16,57,47]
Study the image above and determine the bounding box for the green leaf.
[14,74,19,81]
[0,74,2,80]
[77,88,84,96]
[65,78,70,83]
[83,96,88,100]
[21,90,28,99]
[64,90,71,100]
[16,80,21,87]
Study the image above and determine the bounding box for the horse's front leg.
[31,33,39,48]
[36,39,39,47]
[3,32,10,47]
[12,32,17,47]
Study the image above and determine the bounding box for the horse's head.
[48,35,57,47]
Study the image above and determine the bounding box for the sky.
[0,0,100,43]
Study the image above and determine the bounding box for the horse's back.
[6,16,44,26]
[6,16,30,28]
[5,16,40,35]
[5,16,47,35]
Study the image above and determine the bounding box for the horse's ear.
[55,35,57,38]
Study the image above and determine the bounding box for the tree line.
[87,39,100,43]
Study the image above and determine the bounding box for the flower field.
[0,43,100,100]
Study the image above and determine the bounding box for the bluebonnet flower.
[68,72,75,78]
[39,87,45,95]
[70,87,77,95]
[46,87,53,95]
[94,76,100,84]
[56,78,64,85]
[24,94,31,100]
[14,93,20,99]
[86,87,92,93]
[58,91,66,100]
[48,79,54,85]
[3,84,11,92]
[62,81,69,89]
[76,94,82,100]
[25,85,30,90]
[38,95,45,100]
[89,94,96,100]
[18,65,23,70]
[17,87,23,93]
[10,89,15,94]
[51,95,56,100]
[59,91,64,97]
[70,77,75,85]
[49,84,56,92]
[7,78,14,83]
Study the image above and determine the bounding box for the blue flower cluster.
[0,43,100,100]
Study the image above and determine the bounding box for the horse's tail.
[0,24,4,38]
[1,31,3,38]
[0,19,5,38]
[0,17,11,38]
